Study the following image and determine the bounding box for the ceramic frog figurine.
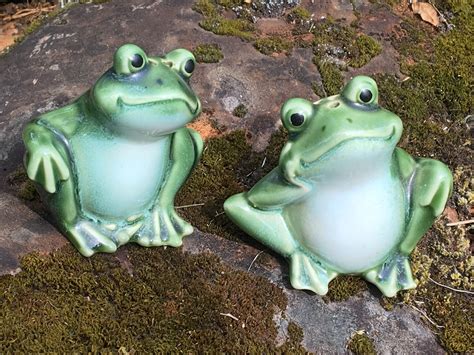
[224,76,453,297]
[23,44,203,257]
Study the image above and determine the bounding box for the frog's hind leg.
[133,128,203,248]
[224,193,338,295]
[364,156,453,297]
[45,178,117,257]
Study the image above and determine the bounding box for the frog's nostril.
[328,101,340,108]
[156,78,163,85]
[346,118,353,124]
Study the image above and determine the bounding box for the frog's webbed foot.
[289,250,338,295]
[133,207,192,247]
[363,253,417,297]
[25,144,70,193]
[67,221,118,257]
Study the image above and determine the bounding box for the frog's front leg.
[24,121,118,256]
[23,121,70,194]
[364,148,453,297]
[134,128,202,247]
[224,169,338,295]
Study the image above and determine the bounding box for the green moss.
[7,166,39,202]
[216,0,243,9]
[347,35,381,68]
[176,128,287,244]
[314,60,344,96]
[193,43,224,63]
[324,276,368,302]
[311,81,325,98]
[175,131,251,242]
[193,0,218,16]
[200,16,255,40]
[287,6,311,22]
[233,103,248,118]
[312,19,381,68]
[347,332,377,355]
[193,0,254,40]
[254,36,293,55]
[0,245,307,352]
[279,322,305,353]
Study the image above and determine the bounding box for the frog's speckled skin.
[23,44,203,257]
[224,76,453,297]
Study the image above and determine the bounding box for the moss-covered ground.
[0,245,306,352]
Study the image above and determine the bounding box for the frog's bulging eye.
[113,44,147,75]
[359,89,373,104]
[131,54,144,69]
[184,59,195,74]
[281,98,313,133]
[290,113,305,126]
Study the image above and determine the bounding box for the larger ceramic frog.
[23,44,202,257]
[224,76,452,297]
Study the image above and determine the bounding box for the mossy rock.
[311,19,381,69]
[176,129,287,244]
[194,0,255,40]
[193,43,224,63]
[324,276,368,303]
[347,332,377,355]
[0,245,307,352]
[233,103,248,118]
[313,60,344,96]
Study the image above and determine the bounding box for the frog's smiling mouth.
[117,97,200,114]
[301,125,397,168]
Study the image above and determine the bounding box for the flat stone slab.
[0,192,66,274]
[0,0,444,352]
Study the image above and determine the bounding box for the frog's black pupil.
[290,113,305,126]
[359,89,373,103]
[184,59,195,74]
[131,54,144,68]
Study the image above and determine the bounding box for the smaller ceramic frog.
[224,76,452,297]
[23,44,202,256]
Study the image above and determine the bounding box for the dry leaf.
[411,1,440,27]
[0,23,18,52]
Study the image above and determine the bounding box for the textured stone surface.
[0,192,66,274]
[0,0,444,352]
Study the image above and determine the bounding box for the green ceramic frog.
[224,76,453,297]
[23,44,202,257]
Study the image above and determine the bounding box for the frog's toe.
[364,253,417,297]
[289,250,338,295]
[133,208,191,247]
[68,221,117,257]
[159,208,193,247]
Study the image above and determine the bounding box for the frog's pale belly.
[70,133,170,221]
[286,175,406,274]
